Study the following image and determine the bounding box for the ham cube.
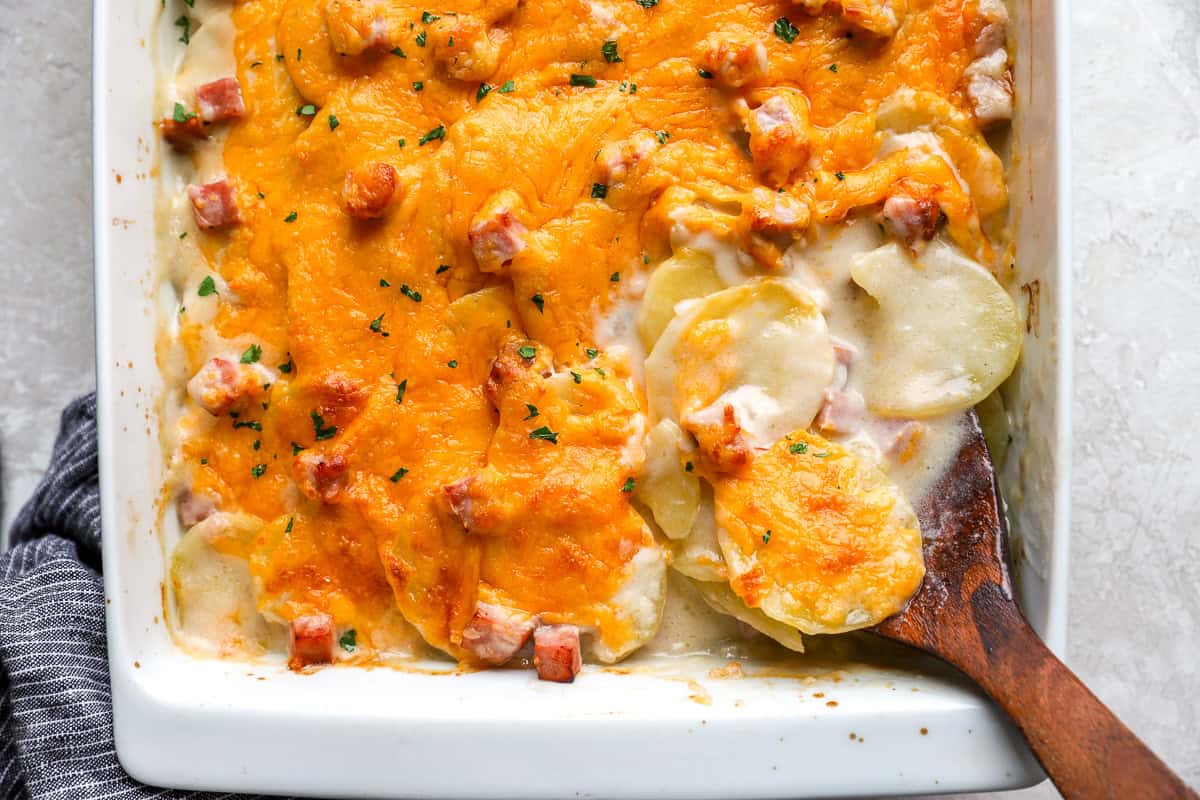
[533,624,582,683]
[288,614,335,670]
[186,357,271,416]
[187,180,241,230]
[460,602,537,665]
[294,451,349,504]
[195,77,246,123]
[176,489,217,527]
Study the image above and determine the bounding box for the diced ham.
[882,420,926,462]
[443,475,476,529]
[187,180,240,230]
[746,187,811,235]
[176,489,217,527]
[325,0,391,55]
[963,49,1013,128]
[460,602,537,665]
[880,192,944,245]
[700,36,769,88]
[288,614,335,670]
[815,388,866,436]
[969,0,1009,56]
[745,93,812,187]
[829,336,857,391]
[195,78,246,123]
[432,15,504,82]
[293,451,349,503]
[187,357,263,416]
[839,0,901,37]
[342,161,397,219]
[469,190,528,272]
[160,115,206,153]
[533,624,583,683]
[595,130,659,185]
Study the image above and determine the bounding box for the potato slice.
[692,580,805,653]
[645,279,834,457]
[851,241,1021,418]
[666,488,727,582]
[637,250,726,350]
[637,420,701,540]
[713,430,924,635]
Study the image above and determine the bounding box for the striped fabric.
[0,395,264,799]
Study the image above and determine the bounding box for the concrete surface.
[0,1,1196,797]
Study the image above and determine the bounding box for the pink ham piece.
[294,451,349,504]
[187,180,240,230]
[460,602,537,665]
[443,475,476,530]
[176,489,217,527]
[533,624,582,683]
[187,358,242,416]
[881,193,943,245]
[195,77,245,123]
[468,191,528,273]
[288,614,336,670]
[816,389,867,436]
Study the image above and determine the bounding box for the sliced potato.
[851,241,1021,418]
[637,249,726,350]
[645,279,834,453]
[692,580,805,653]
[976,389,1010,468]
[713,430,924,635]
[666,488,728,582]
[637,420,701,540]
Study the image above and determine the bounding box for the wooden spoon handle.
[954,586,1197,800]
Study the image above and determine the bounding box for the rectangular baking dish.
[95,0,1072,795]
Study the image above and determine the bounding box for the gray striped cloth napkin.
[0,395,256,799]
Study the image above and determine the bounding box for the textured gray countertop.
[0,2,1195,797]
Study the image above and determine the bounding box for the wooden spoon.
[875,411,1197,800]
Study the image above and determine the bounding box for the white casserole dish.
[95,0,1072,795]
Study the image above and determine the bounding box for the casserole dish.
[96,0,1071,795]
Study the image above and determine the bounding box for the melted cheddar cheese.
[161,0,1018,673]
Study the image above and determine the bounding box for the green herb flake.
[594,367,607,377]
[436,263,452,274]
[391,46,407,57]
[421,10,440,23]
[447,359,458,368]
[621,476,636,493]
[418,125,445,145]
[498,80,515,93]
[569,74,597,87]
[476,83,493,102]
[311,411,338,441]
[591,182,608,199]
[685,461,694,472]
[789,442,808,454]
[571,371,582,384]
[174,15,191,44]
[602,40,622,63]
[284,211,298,223]
[829,63,838,73]
[233,420,262,432]
[529,426,559,444]
[369,313,386,334]
[610,271,620,282]
[773,16,799,43]
[395,379,407,404]
[416,31,427,46]
[251,464,268,479]
[199,457,208,465]
[401,284,423,302]
[253,439,261,451]
[413,81,424,91]
[285,516,294,532]
[654,130,670,144]
[531,293,545,313]
[297,104,317,117]
[524,403,539,420]
[697,67,714,79]
[814,452,830,458]
[198,276,217,297]
[762,530,772,544]
[518,345,537,359]
[291,441,305,455]
[398,138,407,148]
[339,629,357,651]
[380,278,391,287]
[279,358,293,374]
[240,344,262,364]
[172,102,196,123]
[835,171,845,181]
[586,348,599,359]
[328,114,340,130]
[390,467,409,482]
[635,0,658,7]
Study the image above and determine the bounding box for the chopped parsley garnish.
[697,67,714,79]
[829,63,838,73]
[199,457,208,465]
[610,271,620,282]
[172,102,196,123]
[285,516,294,533]
[390,467,409,482]
[571,371,582,384]
[773,16,800,43]
[835,171,845,181]
[415,31,427,46]
[524,403,539,420]
[328,114,340,130]
[436,263,452,274]
[569,74,597,87]
[602,40,622,63]
[498,80,515,93]
[413,81,424,91]
[251,464,267,478]
[447,360,458,368]
[391,46,407,57]
[421,10,440,23]
[297,48,303,61]
[380,278,391,287]
[685,461,694,472]
[339,629,357,651]
[400,284,423,302]
[174,15,191,44]
[253,439,261,450]
[586,348,599,359]
[518,345,537,359]
[398,138,407,148]
[291,441,305,455]
[591,182,608,199]
[654,130,670,144]
[621,477,636,493]
[240,344,262,364]
[789,442,808,454]
[476,83,493,102]
[762,530,772,544]
[297,104,317,117]
[594,367,607,377]
[395,379,407,404]
[233,420,262,432]
[529,426,559,444]
[418,125,445,145]
[197,276,217,297]
[369,313,387,335]
[284,211,298,223]
[279,358,293,374]
[814,452,830,458]
[635,0,658,7]
[311,411,338,441]
[530,293,545,313]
